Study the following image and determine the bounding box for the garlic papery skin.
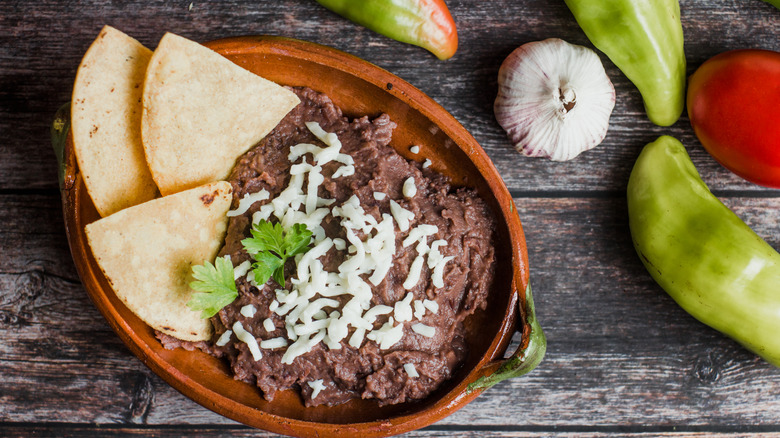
[494,38,615,161]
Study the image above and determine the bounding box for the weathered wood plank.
[1,195,778,428]
[2,425,780,438]
[2,0,779,434]
[477,196,780,427]
[1,0,778,192]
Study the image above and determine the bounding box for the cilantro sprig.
[186,220,313,319]
[242,219,313,286]
[186,256,238,319]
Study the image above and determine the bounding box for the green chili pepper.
[763,0,780,9]
[564,0,686,126]
[628,136,780,366]
[315,0,458,60]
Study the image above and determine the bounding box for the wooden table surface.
[2,0,779,436]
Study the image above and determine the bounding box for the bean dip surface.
[161,87,496,406]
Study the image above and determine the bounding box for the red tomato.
[687,49,780,188]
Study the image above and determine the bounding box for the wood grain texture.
[1,0,779,435]
[3,427,780,438]
[5,427,780,438]
[1,196,779,434]
[1,0,778,192]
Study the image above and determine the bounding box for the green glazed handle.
[52,102,71,191]
[467,283,546,392]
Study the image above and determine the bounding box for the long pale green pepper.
[564,0,686,126]
[628,136,780,366]
[763,0,780,9]
[315,0,458,60]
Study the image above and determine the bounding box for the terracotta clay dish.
[53,36,545,437]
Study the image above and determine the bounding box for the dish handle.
[467,283,546,393]
[52,102,75,192]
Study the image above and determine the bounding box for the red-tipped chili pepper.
[315,0,458,60]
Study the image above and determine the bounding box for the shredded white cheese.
[240,304,256,318]
[327,316,349,344]
[368,318,405,350]
[366,214,397,286]
[286,322,298,341]
[302,298,339,322]
[423,299,439,314]
[216,330,232,347]
[233,260,252,280]
[432,256,454,288]
[245,271,260,288]
[428,240,447,263]
[332,164,355,178]
[282,335,310,364]
[412,323,436,338]
[363,305,393,323]
[260,337,288,349]
[300,122,355,177]
[227,189,270,217]
[403,224,438,249]
[402,177,417,198]
[308,379,326,399]
[422,159,432,169]
[403,256,425,290]
[294,318,329,337]
[404,363,419,377]
[349,328,366,348]
[379,324,404,349]
[232,321,262,361]
[389,200,414,232]
[393,293,414,322]
[227,121,462,362]
[413,300,426,320]
[427,239,453,288]
[307,330,326,349]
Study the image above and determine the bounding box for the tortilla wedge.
[142,32,300,196]
[85,181,233,341]
[71,25,158,217]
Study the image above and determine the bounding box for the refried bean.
[161,87,496,406]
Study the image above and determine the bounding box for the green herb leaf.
[242,219,313,287]
[251,251,284,285]
[273,265,287,287]
[242,220,283,255]
[285,223,314,258]
[187,257,238,319]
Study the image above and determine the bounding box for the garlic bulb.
[494,38,615,161]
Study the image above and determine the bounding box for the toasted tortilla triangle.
[141,32,300,196]
[85,181,233,342]
[71,25,159,217]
